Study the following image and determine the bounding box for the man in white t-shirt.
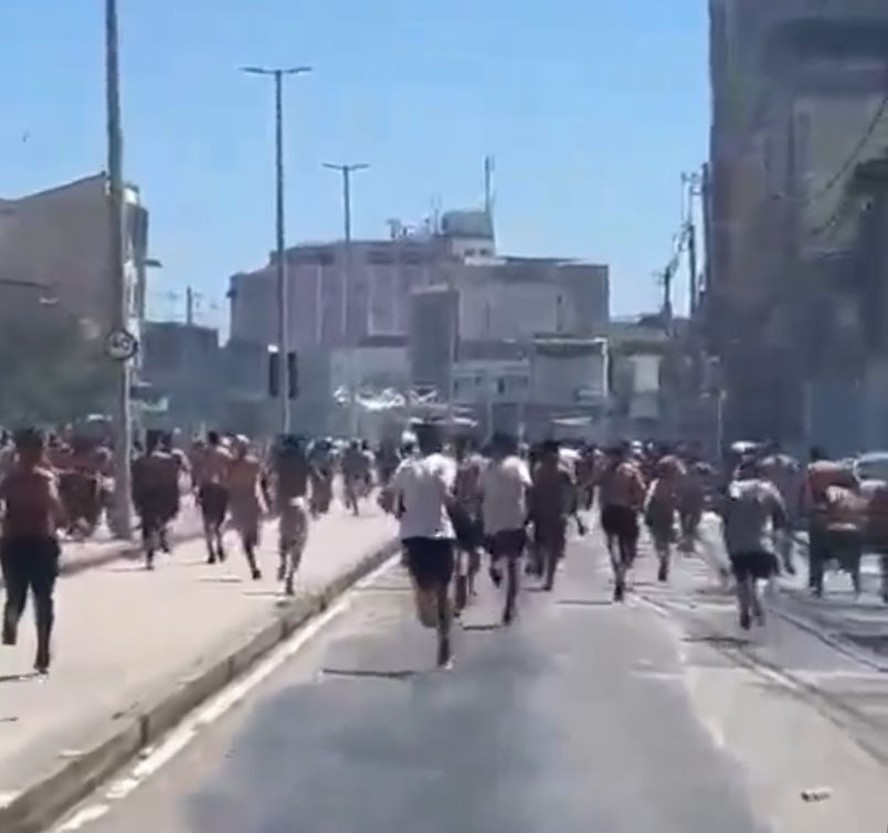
[480,433,532,624]
[391,421,457,668]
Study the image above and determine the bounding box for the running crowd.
[0,428,380,675]
[1,423,886,675]
[384,427,888,668]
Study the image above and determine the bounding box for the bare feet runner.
[0,428,65,675]
[272,435,312,596]
[131,430,181,569]
[480,433,532,625]
[194,431,232,564]
[530,440,585,592]
[598,443,646,602]
[227,435,268,580]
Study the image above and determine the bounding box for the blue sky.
[0,1,708,326]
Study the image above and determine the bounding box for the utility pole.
[323,162,369,437]
[682,170,703,317]
[185,286,194,326]
[241,65,312,435]
[105,0,133,539]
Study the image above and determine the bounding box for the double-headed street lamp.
[241,65,312,435]
[322,162,369,436]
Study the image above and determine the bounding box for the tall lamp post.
[323,162,369,436]
[241,65,312,434]
[105,0,134,539]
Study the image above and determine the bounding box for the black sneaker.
[2,615,17,647]
[436,637,452,668]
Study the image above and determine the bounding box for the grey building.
[140,321,222,434]
[228,210,496,352]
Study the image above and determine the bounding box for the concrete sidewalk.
[0,504,398,833]
[52,500,203,580]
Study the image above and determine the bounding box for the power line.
[801,92,888,207]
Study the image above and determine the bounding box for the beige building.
[0,173,150,334]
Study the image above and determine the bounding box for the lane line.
[52,555,400,832]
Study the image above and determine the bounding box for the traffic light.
[286,350,298,399]
[268,350,298,399]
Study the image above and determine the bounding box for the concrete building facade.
[706,0,888,443]
[0,173,150,334]
[228,209,495,351]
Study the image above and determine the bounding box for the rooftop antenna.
[483,155,495,222]
[430,195,442,235]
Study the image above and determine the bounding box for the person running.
[227,436,268,580]
[131,430,180,569]
[273,435,313,596]
[308,439,334,517]
[0,428,65,674]
[644,454,683,583]
[759,446,801,575]
[529,439,585,591]
[341,441,369,516]
[802,448,860,597]
[480,432,532,625]
[194,431,231,564]
[451,435,485,611]
[390,421,457,667]
[677,459,707,554]
[721,458,787,630]
[598,443,646,602]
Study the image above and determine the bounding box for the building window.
[367,249,394,265]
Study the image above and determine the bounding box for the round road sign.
[104,329,138,361]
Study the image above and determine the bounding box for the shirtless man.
[272,435,312,596]
[529,440,585,591]
[598,444,647,601]
[0,428,65,674]
[131,431,181,569]
[194,431,232,564]
[227,436,269,580]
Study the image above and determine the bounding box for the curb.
[0,537,400,833]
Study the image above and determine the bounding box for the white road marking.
[51,555,400,832]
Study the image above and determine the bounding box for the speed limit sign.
[104,328,138,361]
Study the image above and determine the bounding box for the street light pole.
[323,162,369,436]
[242,65,312,435]
[105,0,133,539]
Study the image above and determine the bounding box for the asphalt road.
[52,535,888,833]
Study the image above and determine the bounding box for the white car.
[853,452,888,490]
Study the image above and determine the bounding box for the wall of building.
[408,287,457,395]
[796,89,888,253]
[330,344,409,394]
[0,174,147,333]
[453,359,530,406]
[454,261,609,342]
[229,237,449,350]
[532,343,608,408]
[141,322,222,432]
